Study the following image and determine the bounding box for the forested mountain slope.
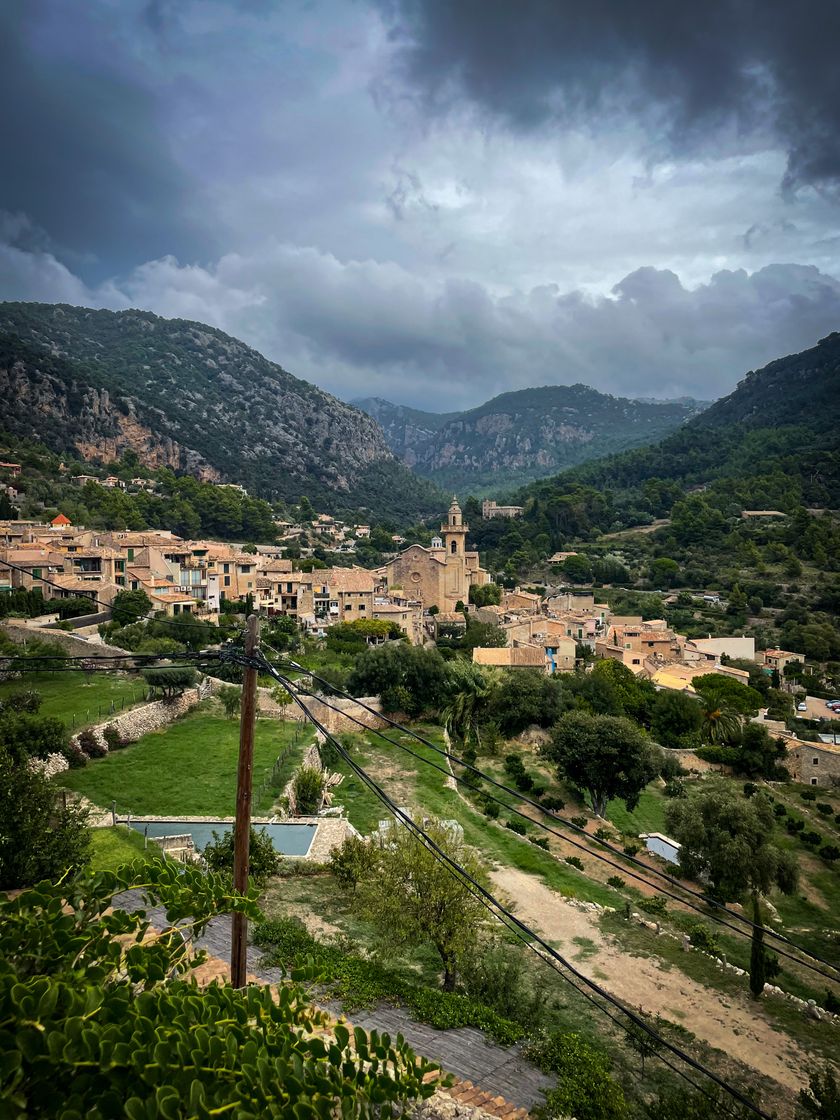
[356,386,705,494]
[513,331,840,535]
[0,303,443,520]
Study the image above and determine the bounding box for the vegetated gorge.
[0,302,443,522]
[354,387,707,495]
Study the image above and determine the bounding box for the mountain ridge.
[355,385,707,494]
[0,302,444,521]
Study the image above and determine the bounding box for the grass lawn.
[55,707,314,816]
[0,671,146,730]
[88,824,161,872]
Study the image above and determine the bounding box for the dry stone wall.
[1,620,127,660]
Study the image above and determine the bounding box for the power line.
[259,658,773,1120]
[274,669,840,986]
[266,650,840,981]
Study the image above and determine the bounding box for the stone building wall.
[786,740,840,787]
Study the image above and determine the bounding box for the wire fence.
[66,686,150,731]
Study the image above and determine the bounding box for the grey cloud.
[4,232,836,411]
[0,3,212,280]
[379,0,840,192]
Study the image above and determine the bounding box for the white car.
[797,701,808,712]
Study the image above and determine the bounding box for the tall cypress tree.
[749,892,767,999]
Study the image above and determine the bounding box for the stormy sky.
[1,0,839,410]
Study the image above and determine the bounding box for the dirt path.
[492,867,811,1094]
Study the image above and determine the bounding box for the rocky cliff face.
[0,304,442,518]
[356,386,706,494]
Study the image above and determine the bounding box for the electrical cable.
[258,656,772,1120]
[277,670,840,986]
[265,649,840,981]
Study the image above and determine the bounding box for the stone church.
[382,497,491,612]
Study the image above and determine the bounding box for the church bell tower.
[442,496,468,558]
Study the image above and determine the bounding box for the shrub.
[142,665,197,698]
[503,753,526,778]
[801,789,818,802]
[76,728,107,759]
[291,765,324,816]
[835,813,840,827]
[686,921,720,955]
[530,836,549,850]
[530,785,546,799]
[203,826,280,886]
[786,818,805,833]
[565,856,584,870]
[540,794,565,812]
[483,799,500,820]
[102,723,129,751]
[330,835,378,892]
[824,989,840,1014]
[525,1031,627,1120]
[459,937,546,1025]
[743,782,758,799]
[606,875,626,890]
[513,772,534,793]
[663,779,686,798]
[217,684,242,719]
[65,745,88,769]
[623,843,640,856]
[638,896,668,917]
[595,827,614,841]
[505,819,527,836]
[570,815,588,829]
[773,803,787,818]
[816,802,833,816]
[819,845,840,862]
[0,689,42,715]
[801,830,823,846]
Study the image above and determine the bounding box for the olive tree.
[543,711,660,818]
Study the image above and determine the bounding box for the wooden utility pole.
[231,613,259,988]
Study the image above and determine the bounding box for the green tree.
[0,746,90,888]
[203,825,280,886]
[543,712,659,817]
[142,665,197,698]
[291,765,325,815]
[489,670,563,735]
[356,818,488,991]
[0,711,68,762]
[218,684,242,719]
[347,644,448,716]
[691,674,763,716]
[665,786,798,903]
[442,661,498,756]
[111,588,152,626]
[0,863,436,1115]
[649,557,680,587]
[562,554,593,584]
[469,583,502,607]
[650,690,703,748]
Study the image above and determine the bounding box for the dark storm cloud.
[379,0,840,193]
[0,3,209,279]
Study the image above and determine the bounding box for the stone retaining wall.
[41,684,212,777]
[1,620,127,660]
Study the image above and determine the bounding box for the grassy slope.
[0,671,145,730]
[56,707,313,816]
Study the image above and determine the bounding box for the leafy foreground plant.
[0,861,439,1119]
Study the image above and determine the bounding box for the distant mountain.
[517,331,840,519]
[355,386,706,494]
[0,303,443,521]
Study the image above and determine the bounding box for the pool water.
[130,820,316,856]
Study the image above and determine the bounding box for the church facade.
[382,498,491,613]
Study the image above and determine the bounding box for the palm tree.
[442,661,498,756]
[697,695,741,744]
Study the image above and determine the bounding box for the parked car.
[797,701,808,712]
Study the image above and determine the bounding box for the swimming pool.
[640,832,681,865]
[129,820,317,856]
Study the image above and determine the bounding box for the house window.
[223,563,230,574]
[224,576,231,587]
[813,757,819,765]
[344,604,352,611]
[632,658,641,665]
[127,548,134,561]
[811,777,818,785]
[32,568,41,580]
[451,540,457,554]
[358,604,366,611]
